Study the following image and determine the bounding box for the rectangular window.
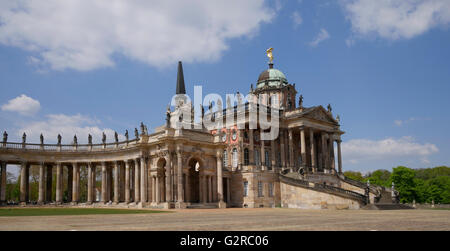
[243,181,248,197]
[268,183,273,197]
[258,181,263,197]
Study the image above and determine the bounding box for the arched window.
[254,149,260,166]
[265,150,270,168]
[223,150,228,167]
[232,148,238,168]
[243,181,248,197]
[244,148,249,165]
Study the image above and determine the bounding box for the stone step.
[363,203,415,210]
[186,203,218,209]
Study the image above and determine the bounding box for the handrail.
[279,174,367,204]
[0,139,140,152]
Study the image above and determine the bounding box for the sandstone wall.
[280,182,362,210]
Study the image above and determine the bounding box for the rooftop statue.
[266,47,274,63]
[298,95,303,108]
[2,131,7,143]
[40,133,44,145]
[327,104,332,113]
[114,131,119,143]
[140,122,145,135]
[88,134,92,145]
[134,128,139,139]
[57,134,62,145]
[22,132,26,144]
[125,130,129,141]
[102,132,106,144]
[73,135,78,145]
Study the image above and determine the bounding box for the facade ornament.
[250,84,254,92]
[298,95,303,108]
[140,122,145,135]
[102,132,106,144]
[88,134,92,145]
[166,108,171,128]
[134,128,139,140]
[57,134,62,145]
[40,133,44,145]
[22,132,27,144]
[114,131,119,143]
[2,131,7,143]
[73,135,78,145]
[266,47,274,64]
[124,130,129,141]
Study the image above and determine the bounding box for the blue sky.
[0,0,449,174]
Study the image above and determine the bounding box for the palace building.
[0,55,397,209]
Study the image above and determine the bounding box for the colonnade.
[244,127,343,174]
[0,150,229,207]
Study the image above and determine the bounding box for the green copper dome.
[256,64,288,89]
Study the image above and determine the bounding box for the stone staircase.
[186,203,219,209]
[363,203,415,210]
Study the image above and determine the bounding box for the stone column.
[216,151,224,203]
[288,129,294,170]
[202,175,207,203]
[212,175,217,202]
[321,132,327,172]
[300,128,307,168]
[329,134,336,173]
[151,176,156,203]
[199,174,203,203]
[134,159,140,203]
[38,162,45,204]
[101,162,107,203]
[260,137,265,170]
[87,163,93,204]
[125,161,130,203]
[155,175,160,203]
[185,174,190,202]
[337,140,343,174]
[72,163,79,203]
[55,163,63,204]
[270,139,276,170]
[0,162,6,204]
[165,153,172,202]
[280,130,286,168]
[176,147,183,203]
[113,161,120,204]
[208,175,212,203]
[249,129,254,164]
[18,163,28,203]
[140,156,147,203]
[310,130,316,173]
[92,164,97,202]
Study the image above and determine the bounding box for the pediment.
[303,107,338,124]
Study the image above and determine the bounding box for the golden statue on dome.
[266,47,274,63]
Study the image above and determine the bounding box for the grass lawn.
[0,208,169,217]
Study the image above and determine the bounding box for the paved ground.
[0,208,449,231]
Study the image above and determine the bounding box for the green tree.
[367,169,391,187]
[344,171,365,182]
[391,166,417,203]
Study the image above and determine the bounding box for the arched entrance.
[187,158,201,203]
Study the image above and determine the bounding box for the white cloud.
[291,11,303,29]
[1,94,41,116]
[17,113,124,144]
[341,136,439,164]
[309,28,330,47]
[341,0,450,40]
[394,117,431,127]
[0,0,274,71]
